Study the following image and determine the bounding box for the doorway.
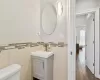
[67,0,100,80]
[76,13,96,80]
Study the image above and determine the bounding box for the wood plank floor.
[76,48,100,80]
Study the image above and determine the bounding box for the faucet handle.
[47,43,51,52]
[43,43,51,52]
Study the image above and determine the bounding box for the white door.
[85,14,95,74]
[67,0,76,80]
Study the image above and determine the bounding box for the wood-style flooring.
[76,48,100,80]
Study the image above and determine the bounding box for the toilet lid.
[0,64,21,80]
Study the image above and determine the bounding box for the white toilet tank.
[0,64,21,80]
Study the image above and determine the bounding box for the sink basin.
[31,51,54,58]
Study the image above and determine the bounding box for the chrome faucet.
[44,43,51,52]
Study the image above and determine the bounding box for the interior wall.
[0,1,42,80]
[40,0,66,43]
[0,46,44,80]
[0,0,41,44]
[76,0,100,13]
[76,15,86,43]
[40,0,67,80]
[0,0,67,80]
[76,27,86,44]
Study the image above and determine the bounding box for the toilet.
[0,64,21,80]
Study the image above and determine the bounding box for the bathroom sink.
[31,51,54,58]
[31,51,54,80]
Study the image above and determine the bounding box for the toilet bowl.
[0,64,21,80]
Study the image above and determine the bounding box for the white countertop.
[31,51,54,58]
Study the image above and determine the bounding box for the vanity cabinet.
[31,51,54,80]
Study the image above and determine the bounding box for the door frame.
[68,8,100,80]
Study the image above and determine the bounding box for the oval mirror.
[41,4,57,35]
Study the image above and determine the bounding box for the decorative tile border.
[0,42,67,53]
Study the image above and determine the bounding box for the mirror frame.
[41,3,57,35]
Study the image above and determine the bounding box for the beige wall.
[0,0,41,44]
[0,46,67,80]
[0,0,41,79]
[0,46,44,80]
[0,0,67,80]
[40,0,68,79]
[52,47,68,80]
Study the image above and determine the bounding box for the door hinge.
[93,63,95,66]
[43,62,44,69]
[93,18,95,21]
[70,52,73,55]
[93,41,95,44]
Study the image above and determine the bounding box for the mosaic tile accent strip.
[0,42,67,53]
